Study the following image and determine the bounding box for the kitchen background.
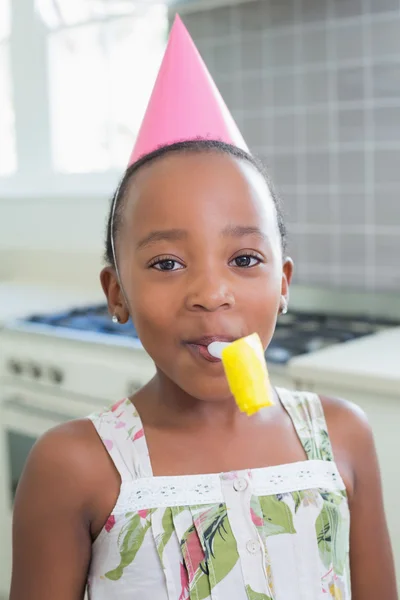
[0,0,399,597]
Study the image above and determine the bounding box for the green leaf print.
[320,491,344,505]
[105,513,151,581]
[291,491,305,513]
[190,565,212,600]
[205,510,238,583]
[199,504,231,559]
[245,585,273,600]
[155,507,185,567]
[303,437,320,460]
[291,490,319,513]
[186,504,239,599]
[259,496,296,537]
[315,497,347,575]
[315,505,331,569]
[154,508,174,568]
[319,429,333,461]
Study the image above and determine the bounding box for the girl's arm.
[9,421,103,600]
[348,410,398,599]
[323,396,398,600]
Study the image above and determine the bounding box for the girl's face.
[102,152,293,402]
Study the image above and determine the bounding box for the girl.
[10,17,397,600]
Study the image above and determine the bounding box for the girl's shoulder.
[21,417,116,512]
[278,388,371,499]
[319,393,371,450]
[319,393,372,499]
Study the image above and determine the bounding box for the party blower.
[208,333,274,415]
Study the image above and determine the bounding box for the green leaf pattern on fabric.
[187,556,212,600]
[259,495,296,537]
[290,393,334,462]
[245,585,273,600]
[316,493,348,576]
[154,508,175,568]
[190,504,239,596]
[106,511,153,580]
[291,490,320,513]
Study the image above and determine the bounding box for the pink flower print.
[138,509,149,519]
[179,562,189,600]
[104,439,113,451]
[105,515,116,532]
[250,507,264,528]
[115,421,126,429]
[133,428,144,441]
[111,398,126,412]
[183,528,205,583]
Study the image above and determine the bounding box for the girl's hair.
[105,139,287,267]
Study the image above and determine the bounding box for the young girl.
[10,17,397,600]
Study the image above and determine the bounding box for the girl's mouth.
[184,335,237,363]
[186,342,222,363]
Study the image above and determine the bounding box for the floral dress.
[87,388,351,600]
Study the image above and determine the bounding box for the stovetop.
[14,304,398,365]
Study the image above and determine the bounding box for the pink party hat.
[128,15,248,165]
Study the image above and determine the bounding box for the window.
[0,0,17,176]
[37,0,167,173]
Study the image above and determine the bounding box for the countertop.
[289,327,400,397]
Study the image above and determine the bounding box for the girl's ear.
[100,267,129,323]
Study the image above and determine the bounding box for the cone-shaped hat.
[128,15,248,165]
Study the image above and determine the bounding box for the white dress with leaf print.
[87,388,351,600]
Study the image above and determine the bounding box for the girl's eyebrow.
[136,225,267,251]
[136,228,187,250]
[222,224,268,242]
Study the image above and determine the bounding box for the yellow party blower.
[208,333,274,415]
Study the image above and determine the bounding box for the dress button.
[246,539,260,555]
[233,478,248,492]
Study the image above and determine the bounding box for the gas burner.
[19,305,398,366]
[27,305,138,337]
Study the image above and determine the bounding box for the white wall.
[0,195,110,291]
[0,196,109,253]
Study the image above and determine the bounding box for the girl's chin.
[176,380,234,404]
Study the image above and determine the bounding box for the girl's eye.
[231,254,261,268]
[150,259,184,271]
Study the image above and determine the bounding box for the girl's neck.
[133,372,278,432]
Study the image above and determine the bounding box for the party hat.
[128,15,248,165]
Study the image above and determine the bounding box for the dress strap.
[276,388,334,462]
[88,398,153,481]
